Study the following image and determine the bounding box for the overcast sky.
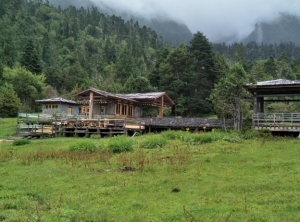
[94,0,300,42]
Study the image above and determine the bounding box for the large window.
[115,103,134,117]
[81,106,89,114]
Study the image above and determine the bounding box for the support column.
[253,93,258,114]
[159,96,164,118]
[258,97,264,113]
[89,91,94,119]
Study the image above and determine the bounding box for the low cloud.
[93,0,300,42]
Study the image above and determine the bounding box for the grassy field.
[0,118,17,139]
[0,119,300,221]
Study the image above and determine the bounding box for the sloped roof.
[36,97,77,104]
[120,92,175,104]
[74,87,137,102]
[74,88,175,105]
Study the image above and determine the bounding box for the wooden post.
[253,93,258,114]
[259,97,264,113]
[159,96,164,118]
[41,124,44,138]
[89,91,94,119]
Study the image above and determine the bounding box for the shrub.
[239,130,259,140]
[69,140,96,152]
[161,130,191,140]
[13,139,31,146]
[139,136,167,149]
[106,135,134,153]
[183,133,214,145]
[257,129,272,138]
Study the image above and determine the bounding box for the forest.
[1,0,300,121]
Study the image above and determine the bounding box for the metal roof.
[120,92,175,105]
[256,79,300,86]
[35,97,77,104]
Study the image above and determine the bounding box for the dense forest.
[1,0,300,121]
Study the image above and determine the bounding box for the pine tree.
[20,39,42,74]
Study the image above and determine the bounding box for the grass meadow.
[0,118,17,139]
[1,119,300,221]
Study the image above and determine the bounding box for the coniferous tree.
[20,39,42,74]
[189,32,217,114]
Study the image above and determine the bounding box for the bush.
[239,130,260,140]
[161,130,190,140]
[183,133,214,145]
[139,136,167,149]
[257,129,272,138]
[106,135,134,153]
[69,140,96,152]
[13,139,31,146]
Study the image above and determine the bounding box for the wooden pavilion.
[73,87,175,119]
[245,79,300,132]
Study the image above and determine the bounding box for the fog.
[93,0,300,42]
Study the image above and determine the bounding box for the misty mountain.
[48,0,193,46]
[243,13,300,45]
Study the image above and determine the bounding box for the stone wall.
[140,117,235,129]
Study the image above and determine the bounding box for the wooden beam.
[89,91,94,119]
[159,96,164,118]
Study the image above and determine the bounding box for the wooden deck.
[16,113,145,137]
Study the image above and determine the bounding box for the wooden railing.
[17,113,145,130]
[253,113,300,127]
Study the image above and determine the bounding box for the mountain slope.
[243,13,300,45]
[48,0,193,45]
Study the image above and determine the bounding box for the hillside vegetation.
[2,1,300,120]
[1,128,300,221]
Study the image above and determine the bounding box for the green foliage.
[20,39,42,74]
[210,63,250,130]
[138,136,167,149]
[3,67,45,112]
[13,139,31,146]
[68,140,96,152]
[106,135,134,153]
[0,83,21,117]
[257,129,272,138]
[161,130,191,140]
[123,75,156,93]
[183,133,214,145]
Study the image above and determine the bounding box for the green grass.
[0,119,300,221]
[0,118,16,139]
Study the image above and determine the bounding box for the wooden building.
[73,87,175,119]
[35,97,79,117]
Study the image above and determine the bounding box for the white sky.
[94,0,300,42]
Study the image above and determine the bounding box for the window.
[115,103,134,116]
[99,106,106,115]
[129,105,134,117]
[81,106,89,114]
[45,104,58,109]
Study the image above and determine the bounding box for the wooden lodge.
[73,87,175,119]
[245,79,300,134]
[16,88,175,137]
